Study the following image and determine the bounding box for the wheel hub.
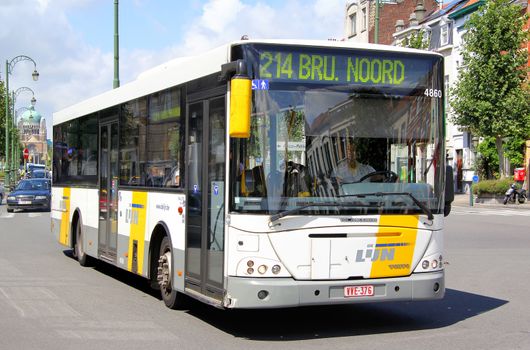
[157,251,172,291]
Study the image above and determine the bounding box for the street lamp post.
[11,87,36,183]
[4,55,39,188]
[114,0,120,88]
[470,136,480,207]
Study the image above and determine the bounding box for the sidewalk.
[452,193,530,209]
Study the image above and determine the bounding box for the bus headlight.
[417,254,444,272]
[237,258,290,277]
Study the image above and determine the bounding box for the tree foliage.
[450,0,530,177]
[503,134,526,168]
[476,135,527,180]
[475,136,499,179]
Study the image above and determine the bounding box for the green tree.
[450,0,530,178]
[475,137,499,179]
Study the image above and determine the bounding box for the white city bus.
[52,39,454,309]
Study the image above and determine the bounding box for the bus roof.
[53,39,442,126]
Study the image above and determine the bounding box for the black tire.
[503,196,509,205]
[74,220,92,266]
[518,195,526,204]
[158,236,183,309]
[7,208,14,213]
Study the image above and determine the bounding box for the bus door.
[186,93,226,301]
[98,118,119,262]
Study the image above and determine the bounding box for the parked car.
[6,179,51,212]
[27,169,49,179]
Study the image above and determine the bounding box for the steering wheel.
[358,170,399,183]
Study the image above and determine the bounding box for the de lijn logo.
[355,243,410,262]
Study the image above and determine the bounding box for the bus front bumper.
[225,271,444,309]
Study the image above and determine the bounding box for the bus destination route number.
[344,285,375,297]
[259,50,406,86]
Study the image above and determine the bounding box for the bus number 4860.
[425,88,442,98]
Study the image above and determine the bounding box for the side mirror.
[221,59,252,139]
[229,75,252,138]
[444,165,454,216]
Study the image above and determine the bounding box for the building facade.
[17,105,48,165]
[345,0,438,44]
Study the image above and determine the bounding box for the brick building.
[345,0,439,44]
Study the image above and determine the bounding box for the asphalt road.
[0,203,529,350]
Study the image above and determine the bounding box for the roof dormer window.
[440,24,449,46]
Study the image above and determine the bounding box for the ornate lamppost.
[4,55,39,188]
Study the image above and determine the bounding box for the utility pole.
[4,61,10,186]
[113,0,120,89]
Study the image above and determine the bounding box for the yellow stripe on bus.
[128,191,147,274]
[369,215,419,278]
[59,187,71,246]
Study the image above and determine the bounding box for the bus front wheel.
[74,220,92,266]
[157,236,183,309]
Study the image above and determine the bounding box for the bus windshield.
[230,45,444,217]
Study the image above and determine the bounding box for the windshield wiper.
[269,201,354,223]
[339,192,434,221]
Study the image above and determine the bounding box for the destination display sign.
[252,47,438,89]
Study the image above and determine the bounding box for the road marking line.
[0,288,26,317]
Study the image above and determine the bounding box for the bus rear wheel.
[157,236,183,309]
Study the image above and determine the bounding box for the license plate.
[344,285,374,297]
[18,200,31,205]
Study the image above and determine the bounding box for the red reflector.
[178,207,183,215]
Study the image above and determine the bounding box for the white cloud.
[179,0,346,55]
[1,0,347,139]
[201,0,246,33]
[0,0,110,140]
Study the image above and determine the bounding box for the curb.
[452,194,530,210]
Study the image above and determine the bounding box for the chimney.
[409,12,419,26]
[415,2,426,22]
[395,20,405,32]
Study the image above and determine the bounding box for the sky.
[0,0,347,139]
